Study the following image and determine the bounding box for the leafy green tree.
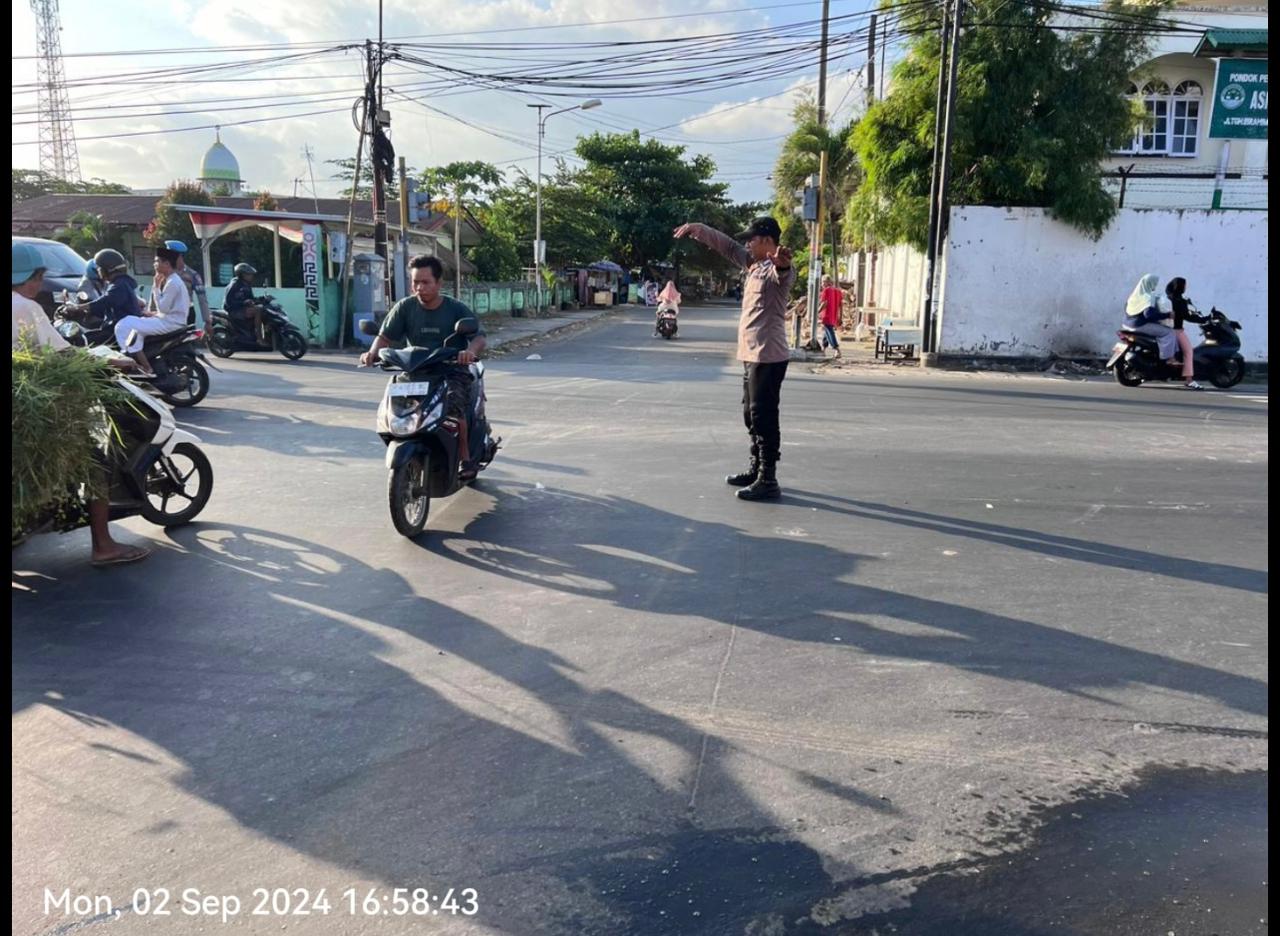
[575,131,729,268]
[11,169,131,204]
[486,164,611,269]
[328,157,419,200]
[850,0,1170,250]
[54,211,126,258]
[144,181,215,275]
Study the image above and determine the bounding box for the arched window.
[1139,80,1171,153]
[1119,78,1204,156]
[1170,80,1203,156]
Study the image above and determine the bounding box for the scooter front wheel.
[1209,356,1245,389]
[388,458,430,537]
[139,442,214,528]
[279,330,307,361]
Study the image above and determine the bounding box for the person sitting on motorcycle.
[224,262,269,345]
[165,240,212,331]
[359,254,487,480]
[1123,273,1178,364]
[654,280,681,336]
[72,247,144,334]
[1165,277,1207,391]
[76,258,104,303]
[11,242,149,568]
[109,247,190,377]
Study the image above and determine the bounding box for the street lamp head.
[580,99,603,110]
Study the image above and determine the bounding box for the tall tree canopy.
[849,0,1171,249]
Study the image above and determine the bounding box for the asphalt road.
[12,301,1268,935]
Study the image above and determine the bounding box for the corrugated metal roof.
[1194,28,1268,58]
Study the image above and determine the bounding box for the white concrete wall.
[938,206,1268,361]
[869,243,927,325]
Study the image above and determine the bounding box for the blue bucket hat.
[12,242,45,286]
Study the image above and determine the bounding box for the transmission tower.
[30,0,81,183]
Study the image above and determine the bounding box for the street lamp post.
[529,99,601,315]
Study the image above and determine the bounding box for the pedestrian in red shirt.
[819,276,843,359]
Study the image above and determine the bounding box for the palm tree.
[772,94,861,273]
[54,211,122,258]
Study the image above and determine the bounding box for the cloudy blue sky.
[12,0,890,204]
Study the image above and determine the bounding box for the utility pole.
[397,156,410,301]
[302,144,320,215]
[864,14,878,310]
[369,37,391,309]
[920,0,955,356]
[930,0,964,353]
[529,99,602,316]
[805,0,833,353]
[454,182,463,298]
[337,95,369,351]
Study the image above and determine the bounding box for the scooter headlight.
[388,395,444,437]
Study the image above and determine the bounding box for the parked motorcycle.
[53,293,215,408]
[360,318,501,538]
[656,301,679,340]
[12,348,214,547]
[1107,307,1245,389]
[207,295,308,360]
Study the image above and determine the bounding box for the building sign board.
[1209,59,1268,140]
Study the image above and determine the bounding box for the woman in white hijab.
[1123,273,1177,361]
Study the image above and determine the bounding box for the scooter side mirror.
[358,319,379,336]
[454,317,480,338]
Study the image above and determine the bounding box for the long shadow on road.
[421,482,1267,719]
[12,523,871,935]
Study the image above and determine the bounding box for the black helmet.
[92,248,129,277]
[234,263,257,278]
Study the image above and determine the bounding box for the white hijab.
[1126,274,1161,318]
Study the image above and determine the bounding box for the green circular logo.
[1220,84,1247,110]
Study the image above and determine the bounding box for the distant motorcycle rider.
[223,262,269,345]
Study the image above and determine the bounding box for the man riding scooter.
[223,262,271,346]
[360,255,487,481]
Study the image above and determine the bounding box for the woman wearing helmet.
[224,262,268,345]
[76,258,104,302]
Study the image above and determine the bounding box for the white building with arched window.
[1101,1,1267,209]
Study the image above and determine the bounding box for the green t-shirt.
[379,295,481,348]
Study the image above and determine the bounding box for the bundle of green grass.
[11,336,130,539]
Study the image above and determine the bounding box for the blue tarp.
[588,260,625,273]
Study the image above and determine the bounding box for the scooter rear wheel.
[1113,357,1144,387]
[388,458,430,537]
[160,359,210,407]
[208,326,235,358]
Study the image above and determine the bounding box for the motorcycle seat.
[142,327,196,350]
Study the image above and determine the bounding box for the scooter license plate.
[1105,344,1127,368]
[390,381,433,397]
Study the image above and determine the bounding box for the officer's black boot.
[736,457,781,501]
[726,438,761,487]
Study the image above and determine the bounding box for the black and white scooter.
[13,347,214,546]
[361,318,501,538]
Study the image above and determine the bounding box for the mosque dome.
[198,128,244,192]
